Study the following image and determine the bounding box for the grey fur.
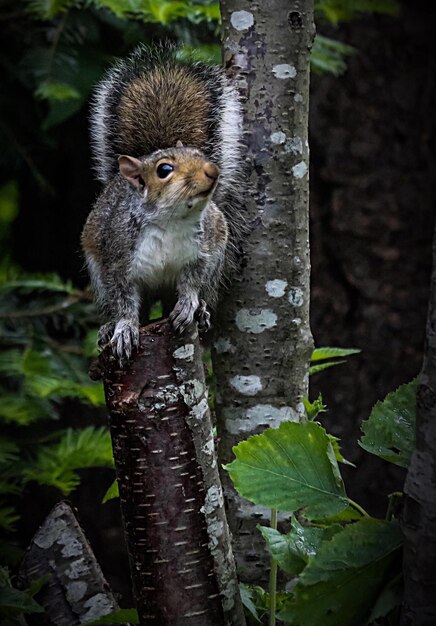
[84,45,244,364]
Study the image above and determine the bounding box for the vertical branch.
[401,221,436,625]
[214,0,315,581]
[102,320,245,626]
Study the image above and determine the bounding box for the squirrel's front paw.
[170,296,199,333]
[97,322,116,350]
[195,299,211,331]
[110,319,139,365]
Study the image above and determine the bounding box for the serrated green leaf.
[303,394,327,420]
[311,346,361,361]
[359,379,416,467]
[279,518,402,626]
[82,607,139,625]
[327,434,355,467]
[258,526,306,576]
[225,421,348,519]
[102,479,118,503]
[259,518,342,576]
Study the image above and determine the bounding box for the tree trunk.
[214,0,314,582]
[400,220,436,625]
[101,320,245,626]
[18,501,122,626]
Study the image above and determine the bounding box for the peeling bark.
[101,320,245,626]
[214,0,315,581]
[18,501,121,626]
[400,221,436,625]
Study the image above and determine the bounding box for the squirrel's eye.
[156,163,174,179]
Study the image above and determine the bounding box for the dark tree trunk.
[400,220,436,625]
[214,0,314,582]
[101,320,245,626]
[18,501,121,626]
[309,0,436,517]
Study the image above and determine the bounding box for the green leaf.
[0,273,76,295]
[309,360,346,375]
[327,434,355,467]
[315,0,399,24]
[311,346,361,361]
[82,608,139,625]
[359,379,417,467]
[84,329,99,357]
[311,505,364,525]
[25,375,105,406]
[0,506,20,532]
[0,394,55,425]
[225,421,348,520]
[279,518,402,626]
[26,0,76,19]
[0,585,44,615]
[303,394,327,420]
[311,35,355,76]
[35,81,80,102]
[0,439,19,465]
[23,427,114,495]
[240,583,262,624]
[102,479,119,503]
[258,518,342,576]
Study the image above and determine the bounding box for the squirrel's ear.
[176,140,184,148]
[118,155,145,190]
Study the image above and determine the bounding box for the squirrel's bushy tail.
[90,43,240,182]
[90,42,245,272]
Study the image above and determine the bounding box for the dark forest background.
[0,0,434,608]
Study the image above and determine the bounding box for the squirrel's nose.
[204,163,220,182]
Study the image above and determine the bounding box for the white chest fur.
[131,218,200,289]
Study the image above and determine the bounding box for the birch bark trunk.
[400,220,436,625]
[214,0,315,582]
[101,320,245,626]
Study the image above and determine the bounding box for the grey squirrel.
[81,44,243,364]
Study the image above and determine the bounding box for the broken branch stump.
[18,501,121,626]
[101,319,245,626]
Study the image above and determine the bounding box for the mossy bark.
[215,0,315,582]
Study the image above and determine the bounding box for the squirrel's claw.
[170,296,198,333]
[97,322,116,350]
[110,318,139,366]
[195,299,211,332]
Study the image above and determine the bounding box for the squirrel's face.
[118,147,220,217]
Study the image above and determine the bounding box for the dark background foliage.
[0,0,434,611]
